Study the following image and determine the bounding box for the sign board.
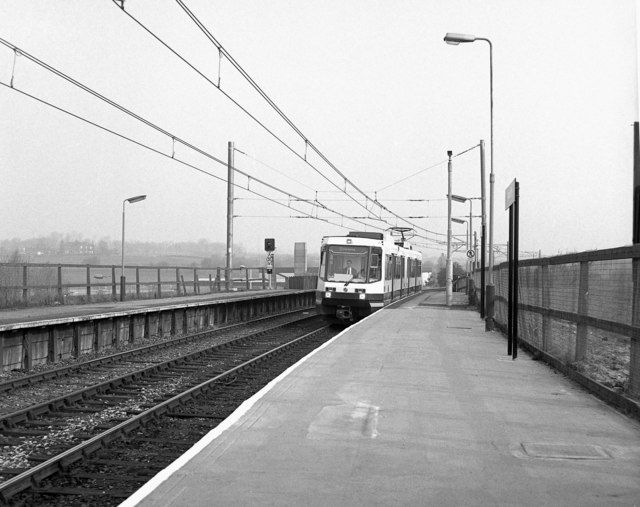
[266,252,273,274]
[466,249,475,258]
[505,179,517,210]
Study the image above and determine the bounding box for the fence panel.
[0,262,284,309]
[477,245,640,400]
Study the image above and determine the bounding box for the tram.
[315,229,422,323]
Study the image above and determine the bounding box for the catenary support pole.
[226,141,234,280]
[446,150,453,306]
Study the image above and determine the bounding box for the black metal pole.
[507,208,513,356]
[480,223,486,318]
[513,181,519,359]
[633,122,639,245]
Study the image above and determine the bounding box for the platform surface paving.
[0,289,288,328]
[126,291,640,506]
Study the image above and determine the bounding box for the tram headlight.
[325,292,332,298]
[358,293,365,300]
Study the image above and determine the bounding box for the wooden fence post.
[216,267,221,292]
[176,268,181,295]
[57,265,63,303]
[575,261,589,362]
[157,268,162,298]
[245,267,250,291]
[111,266,117,299]
[541,263,550,352]
[193,268,198,294]
[86,265,91,303]
[136,267,140,297]
[22,264,28,304]
[262,268,266,289]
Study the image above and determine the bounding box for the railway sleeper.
[165,411,224,420]
[22,419,68,427]
[67,471,145,482]
[1,428,49,437]
[50,407,102,415]
[0,467,27,477]
[94,394,134,401]
[0,437,24,446]
[83,458,164,470]
[32,486,130,498]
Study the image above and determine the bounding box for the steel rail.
[0,308,312,394]
[0,315,319,427]
[0,324,330,502]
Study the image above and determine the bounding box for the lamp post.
[451,217,467,295]
[446,150,453,306]
[444,32,495,330]
[451,195,472,274]
[121,194,146,301]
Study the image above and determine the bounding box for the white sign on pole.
[505,179,517,210]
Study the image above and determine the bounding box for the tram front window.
[321,245,369,282]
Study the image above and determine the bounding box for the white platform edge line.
[120,311,379,507]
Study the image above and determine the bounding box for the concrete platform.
[0,289,296,329]
[124,290,640,506]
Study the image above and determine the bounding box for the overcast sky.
[1,0,638,262]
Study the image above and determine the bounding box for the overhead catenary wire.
[236,150,317,192]
[375,143,481,194]
[0,81,387,235]
[112,1,385,223]
[0,37,389,233]
[120,1,445,238]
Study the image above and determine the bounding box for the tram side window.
[369,247,382,282]
[385,255,392,280]
[319,248,325,278]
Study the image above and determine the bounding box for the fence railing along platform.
[0,262,318,308]
[473,244,640,403]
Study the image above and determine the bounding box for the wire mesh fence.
[473,245,640,399]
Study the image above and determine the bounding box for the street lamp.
[444,32,495,330]
[451,217,467,295]
[446,151,453,306]
[121,194,146,301]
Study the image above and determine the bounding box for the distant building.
[59,241,95,255]
[294,242,307,275]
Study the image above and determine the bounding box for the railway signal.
[264,238,275,252]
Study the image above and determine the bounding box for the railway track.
[0,314,339,505]
[0,308,312,395]
[0,308,311,416]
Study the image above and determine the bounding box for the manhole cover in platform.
[521,443,611,460]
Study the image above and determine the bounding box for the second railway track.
[0,313,340,505]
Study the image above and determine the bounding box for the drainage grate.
[521,443,611,460]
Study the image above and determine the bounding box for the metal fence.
[473,245,640,400]
[0,263,278,307]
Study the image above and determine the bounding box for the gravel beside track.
[0,309,312,414]
[0,313,335,504]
